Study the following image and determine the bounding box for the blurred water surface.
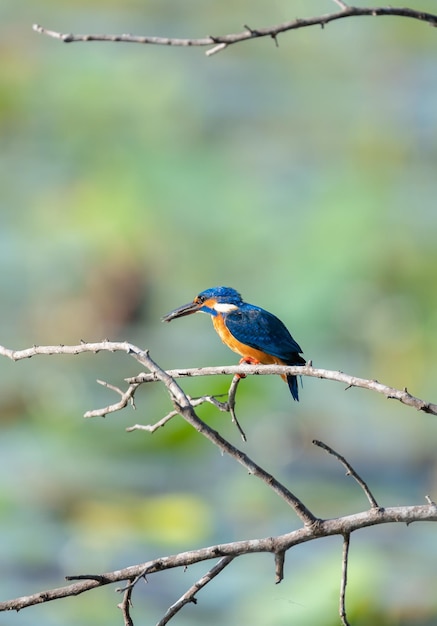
[1,1,437,624]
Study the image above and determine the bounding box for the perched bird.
[162,286,305,401]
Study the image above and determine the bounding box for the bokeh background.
[1,1,437,624]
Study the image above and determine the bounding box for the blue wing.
[224,305,304,364]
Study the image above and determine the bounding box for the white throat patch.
[213,302,239,313]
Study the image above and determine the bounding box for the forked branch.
[1,340,437,625]
[1,342,435,416]
[0,503,435,616]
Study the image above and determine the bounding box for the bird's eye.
[195,295,206,304]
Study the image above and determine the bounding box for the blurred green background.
[1,0,437,624]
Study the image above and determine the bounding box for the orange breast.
[212,314,286,374]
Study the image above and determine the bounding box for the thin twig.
[333,0,349,9]
[117,579,135,626]
[205,374,247,441]
[187,378,246,441]
[156,556,234,626]
[339,534,351,626]
[206,43,227,57]
[193,375,246,440]
[125,392,245,437]
[227,374,244,436]
[89,373,245,438]
[126,410,178,433]
[313,440,379,508]
[84,380,139,417]
[33,5,437,56]
[125,396,214,434]
[32,7,437,56]
[116,571,147,594]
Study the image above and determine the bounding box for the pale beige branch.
[156,556,234,626]
[339,534,351,626]
[126,363,437,417]
[32,6,437,56]
[313,439,379,509]
[1,340,437,623]
[1,503,435,614]
[1,341,435,417]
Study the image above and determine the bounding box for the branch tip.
[275,551,285,584]
[313,439,379,508]
[205,43,227,56]
[243,24,260,36]
[333,0,349,10]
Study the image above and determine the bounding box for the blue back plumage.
[224,301,305,401]
[225,304,303,363]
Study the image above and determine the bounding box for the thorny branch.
[1,341,435,417]
[0,506,436,616]
[1,339,437,624]
[32,4,437,56]
[117,580,135,626]
[0,341,317,523]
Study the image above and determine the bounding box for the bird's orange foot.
[237,356,261,379]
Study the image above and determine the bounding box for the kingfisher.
[162,286,305,401]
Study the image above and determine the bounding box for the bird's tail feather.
[286,374,300,401]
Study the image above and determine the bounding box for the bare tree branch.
[0,341,319,526]
[145,353,318,525]
[117,579,135,626]
[93,378,139,415]
[7,3,436,622]
[1,339,437,622]
[125,410,179,433]
[313,440,379,509]
[1,503,435,614]
[1,339,435,528]
[0,340,133,360]
[156,556,234,626]
[32,6,437,56]
[126,363,437,416]
[1,342,436,416]
[339,534,351,626]
[123,375,248,440]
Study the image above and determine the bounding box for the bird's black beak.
[162,300,202,322]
